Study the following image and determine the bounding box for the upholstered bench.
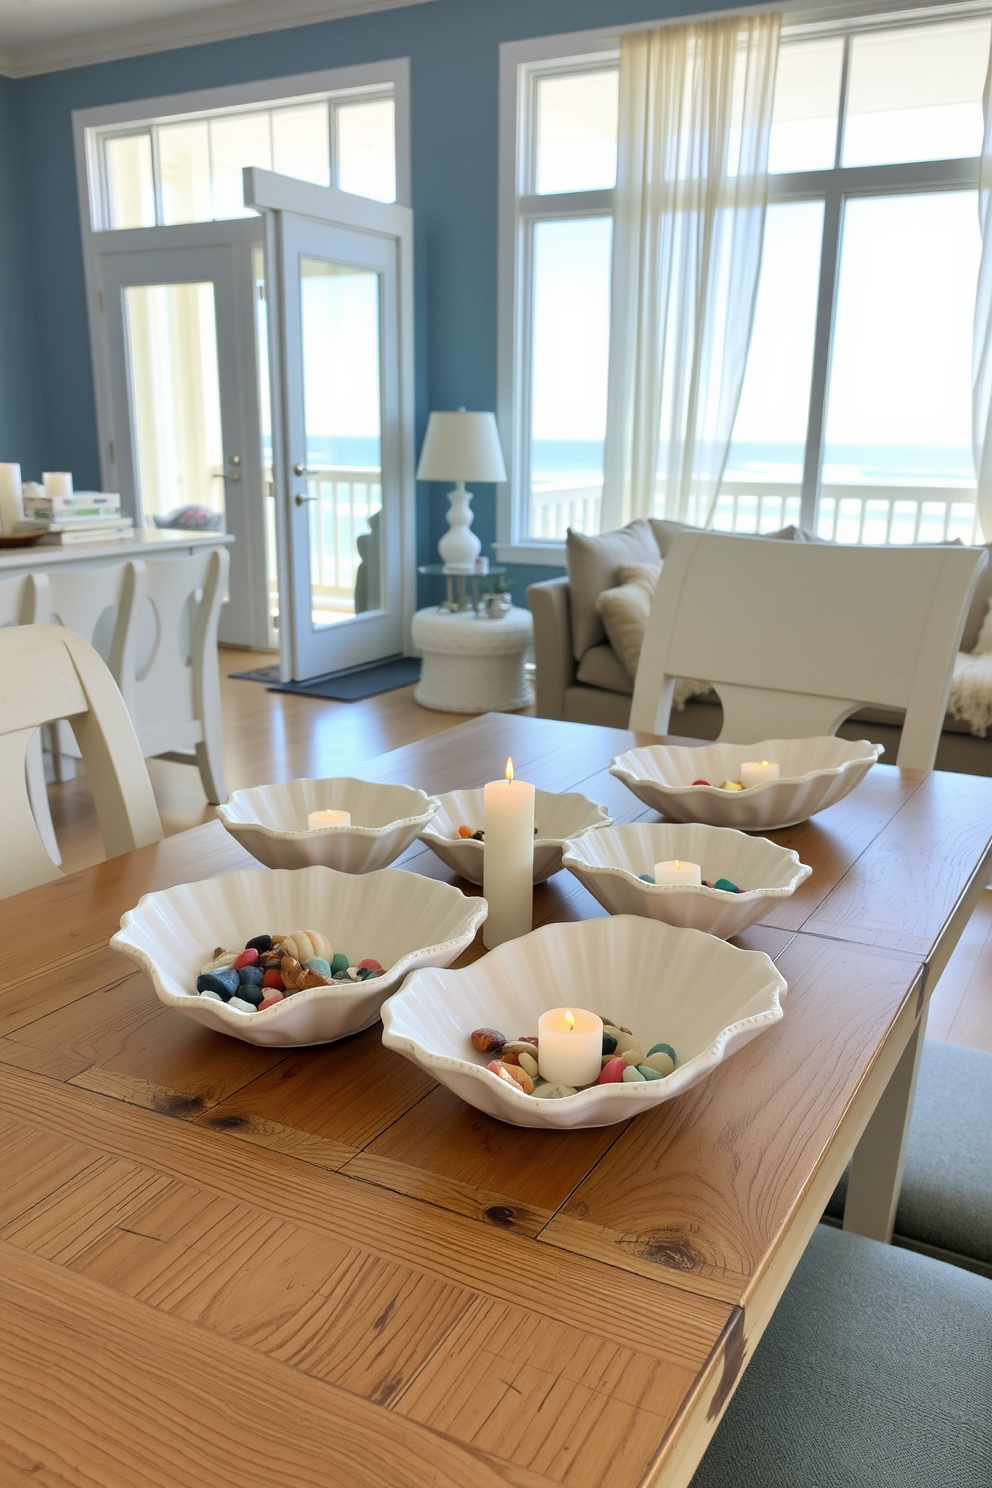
[691,1223,992,1488]
[826,1038,992,1273]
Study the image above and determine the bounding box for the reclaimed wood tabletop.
[2,713,991,1488]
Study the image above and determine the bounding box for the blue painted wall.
[0,76,45,475]
[3,0,706,600]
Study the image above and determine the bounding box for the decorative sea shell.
[111,865,487,1048]
[280,929,333,963]
[381,915,786,1129]
[610,737,883,831]
[561,822,811,939]
[217,778,440,873]
[418,787,611,885]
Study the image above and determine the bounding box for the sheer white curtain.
[601,14,780,531]
[975,42,992,542]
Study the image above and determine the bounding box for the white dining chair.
[0,625,163,898]
[0,571,62,866]
[629,532,990,770]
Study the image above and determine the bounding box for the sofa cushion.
[566,519,661,659]
[649,518,800,556]
[576,642,635,695]
[595,560,662,677]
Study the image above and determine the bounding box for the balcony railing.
[305,466,382,604]
[529,477,981,545]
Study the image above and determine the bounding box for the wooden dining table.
[2,712,991,1488]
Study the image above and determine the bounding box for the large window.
[499,10,989,556]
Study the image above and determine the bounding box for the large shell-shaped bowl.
[381,916,786,1129]
[418,787,611,885]
[610,737,883,831]
[217,777,440,873]
[111,865,487,1048]
[561,822,811,939]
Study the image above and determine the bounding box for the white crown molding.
[0,0,438,79]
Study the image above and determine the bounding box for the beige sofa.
[528,519,992,777]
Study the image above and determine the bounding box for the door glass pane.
[535,69,619,194]
[337,99,396,202]
[843,19,990,168]
[299,258,382,629]
[769,38,843,173]
[273,102,330,185]
[104,134,156,228]
[717,201,824,533]
[211,113,272,219]
[159,121,212,224]
[528,216,612,538]
[124,282,225,526]
[821,193,980,544]
[253,245,279,638]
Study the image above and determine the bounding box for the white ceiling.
[0,0,435,76]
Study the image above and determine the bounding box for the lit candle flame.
[675,860,680,870]
[761,759,769,767]
[565,1009,575,1032]
[505,757,514,784]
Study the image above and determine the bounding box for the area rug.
[228,663,281,683]
[265,655,421,702]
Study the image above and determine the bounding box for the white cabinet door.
[247,169,414,682]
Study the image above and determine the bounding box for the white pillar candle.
[482,757,535,948]
[740,760,780,790]
[538,1007,603,1088]
[43,471,73,496]
[653,859,702,887]
[0,463,23,534]
[308,809,351,830]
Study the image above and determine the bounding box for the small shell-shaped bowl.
[418,787,611,885]
[381,916,786,1129]
[610,737,883,831]
[216,777,440,873]
[111,865,487,1048]
[561,823,811,939]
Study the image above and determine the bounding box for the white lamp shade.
[416,409,507,483]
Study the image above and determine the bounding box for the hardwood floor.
[46,644,991,1055]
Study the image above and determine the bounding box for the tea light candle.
[308,809,351,829]
[740,760,780,790]
[0,463,23,534]
[538,1007,603,1088]
[43,471,73,496]
[482,756,535,948]
[653,859,702,887]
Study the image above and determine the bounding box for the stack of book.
[15,489,133,546]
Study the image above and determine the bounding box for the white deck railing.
[529,477,981,546]
[305,466,382,603]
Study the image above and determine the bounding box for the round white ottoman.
[412,605,533,714]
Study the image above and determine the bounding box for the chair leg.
[194,734,227,806]
[26,729,62,868]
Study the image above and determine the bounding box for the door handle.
[293,462,309,476]
[295,492,318,506]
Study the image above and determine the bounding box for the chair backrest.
[0,625,163,898]
[46,561,145,760]
[131,547,227,756]
[0,571,48,628]
[629,532,990,770]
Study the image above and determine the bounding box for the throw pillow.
[649,518,801,556]
[960,543,992,654]
[595,561,662,676]
[565,519,661,660]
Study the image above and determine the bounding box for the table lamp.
[416,407,507,571]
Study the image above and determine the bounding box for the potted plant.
[484,573,513,619]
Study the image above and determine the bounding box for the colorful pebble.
[517,1050,539,1079]
[261,969,285,991]
[533,1083,577,1099]
[304,956,332,979]
[713,878,741,894]
[239,966,264,987]
[227,995,258,1014]
[692,778,711,786]
[472,1027,507,1054]
[602,1032,618,1055]
[719,780,744,791]
[636,1064,664,1081]
[233,948,258,970]
[237,984,265,1008]
[257,995,283,1011]
[622,1065,646,1082]
[457,825,474,838]
[486,1059,523,1090]
[638,874,656,884]
[246,934,273,954]
[199,990,225,1004]
[330,953,349,975]
[196,968,239,998]
[597,1057,627,1085]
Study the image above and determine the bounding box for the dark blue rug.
[264,655,421,702]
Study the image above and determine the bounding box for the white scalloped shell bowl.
[217,777,440,873]
[418,787,611,885]
[111,865,487,1048]
[611,737,883,831]
[381,916,786,1128]
[561,823,811,939]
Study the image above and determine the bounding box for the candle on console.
[740,760,780,790]
[653,859,702,887]
[482,756,534,948]
[538,1007,603,1087]
[43,471,73,496]
[0,463,23,534]
[307,809,351,829]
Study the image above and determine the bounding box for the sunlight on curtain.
[602,14,780,530]
[975,40,992,542]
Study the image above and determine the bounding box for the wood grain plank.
[0,1242,560,1488]
[540,937,923,1300]
[0,944,141,1038]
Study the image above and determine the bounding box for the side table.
[411,605,533,714]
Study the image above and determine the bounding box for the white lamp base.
[437,481,481,571]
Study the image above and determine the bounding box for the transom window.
[89,87,396,231]
[500,9,989,556]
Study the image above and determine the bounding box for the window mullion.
[800,178,844,533]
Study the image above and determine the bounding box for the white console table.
[0,528,234,579]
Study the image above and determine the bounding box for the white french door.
[97,226,270,648]
[247,168,415,681]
